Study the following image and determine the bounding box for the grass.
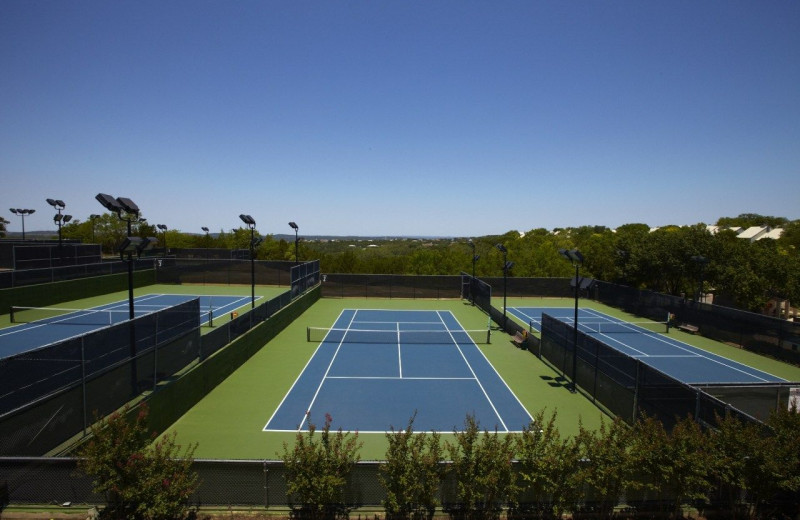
[165,296,609,461]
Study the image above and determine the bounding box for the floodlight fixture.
[201,226,209,233]
[504,261,515,271]
[53,214,63,222]
[495,243,507,254]
[141,236,158,252]
[119,236,144,254]
[9,207,35,239]
[116,197,140,216]
[95,193,124,214]
[63,215,72,222]
[157,224,167,231]
[289,222,300,263]
[90,214,100,220]
[239,213,257,307]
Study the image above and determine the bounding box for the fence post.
[81,338,88,434]
[631,361,641,425]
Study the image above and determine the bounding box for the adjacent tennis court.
[508,306,786,385]
[0,293,258,359]
[265,309,533,433]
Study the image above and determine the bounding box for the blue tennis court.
[0,293,257,359]
[508,306,786,385]
[265,309,533,433]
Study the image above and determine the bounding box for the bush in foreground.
[79,403,198,520]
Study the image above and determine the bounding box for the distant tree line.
[60,213,799,313]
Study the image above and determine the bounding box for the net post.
[10,306,16,323]
[306,326,310,342]
[486,329,491,344]
[208,309,214,327]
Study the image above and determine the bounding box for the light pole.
[46,199,68,252]
[691,255,708,304]
[468,240,479,305]
[90,214,101,243]
[157,224,168,257]
[559,248,584,393]
[9,208,35,240]
[240,214,258,308]
[495,243,512,329]
[289,222,299,264]
[95,193,150,395]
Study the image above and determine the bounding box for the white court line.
[437,311,508,432]
[262,309,347,432]
[326,376,475,380]
[298,310,359,431]
[581,308,780,382]
[396,322,402,378]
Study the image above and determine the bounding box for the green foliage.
[75,211,799,311]
[380,413,444,520]
[78,404,198,520]
[516,410,583,519]
[707,413,766,519]
[443,415,518,520]
[280,413,362,520]
[628,415,713,517]
[717,214,788,229]
[575,416,634,520]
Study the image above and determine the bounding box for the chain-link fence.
[320,274,461,299]
[592,281,800,366]
[537,313,793,429]
[291,260,320,299]
[0,258,155,290]
[155,258,295,286]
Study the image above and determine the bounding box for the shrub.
[574,416,634,520]
[380,413,444,520]
[444,414,518,520]
[78,403,198,520]
[515,409,582,520]
[280,413,362,520]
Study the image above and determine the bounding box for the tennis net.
[307,327,491,344]
[531,319,669,334]
[11,306,144,326]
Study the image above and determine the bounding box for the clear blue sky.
[2,1,798,237]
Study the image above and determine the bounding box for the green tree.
[706,413,766,519]
[78,404,198,520]
[280,413,362,520]
[575,416,634,520]
[444,415,518,520]
[380,413,444,520]
[628,415,713,518]
[758,405,800,519]
[516,409,582,520]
